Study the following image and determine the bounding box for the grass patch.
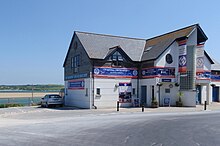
[0,103,24,108]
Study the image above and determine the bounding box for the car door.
[42,95,47,105]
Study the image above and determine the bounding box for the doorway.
[212,86,219,102]
[196,85,201,104]
[141,86,147,107]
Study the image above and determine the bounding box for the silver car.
[41,94,63,107]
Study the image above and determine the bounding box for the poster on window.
[118,82,132,103]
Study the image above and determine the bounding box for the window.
[166,54,173,64]
[111,51,124,67]
[165,88,170,93]
[71,55,80,73]
[85,88,88,96]
[151,86,154,98]
[71,57,74,68]
[144,46,152,53]
[132,88,136,95]
[96,88,100,95]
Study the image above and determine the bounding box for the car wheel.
[46,102,49,108]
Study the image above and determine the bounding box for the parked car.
[41,94,63,107]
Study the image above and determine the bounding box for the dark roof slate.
[65,24,207,64]
[76,31,146,61]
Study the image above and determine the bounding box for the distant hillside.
[0,84,64,91]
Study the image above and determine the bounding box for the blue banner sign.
[196,72,211,80]
[142,67,175,78]
[211,74,220,81]
[65,73,88,80]
[93,67,138,78]
[68,80,85,90]
[162,79,172,82]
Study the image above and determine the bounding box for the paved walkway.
[94,102,220,113]
[0,103,220,116]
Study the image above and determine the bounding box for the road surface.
[0,107,220,146]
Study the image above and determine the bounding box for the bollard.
[117,101,119,111]
[142,104,144,112]
[204,101,207,110]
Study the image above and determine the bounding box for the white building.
[63,24,219,109]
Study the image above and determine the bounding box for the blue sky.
[1,0,220,85]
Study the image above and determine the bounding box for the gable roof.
[64,24,208,66]
[204,51,214,65]
[104,46,133,62]
[141,24,197,61]
[76,31,146,61]
[211,58,220,71]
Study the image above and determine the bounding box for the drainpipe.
[92,60,97,109]
[137,63,140,107]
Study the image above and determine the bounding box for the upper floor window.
[110,51,124,67]
[71,55,80,73]
[166,54,173,64]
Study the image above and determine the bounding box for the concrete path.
[0,103,220,116]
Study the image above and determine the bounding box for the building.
[63,24,219,109]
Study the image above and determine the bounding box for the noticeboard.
[163,97,170,106]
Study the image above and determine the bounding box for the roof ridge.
[146,23,199,41]
[75,31,146,41]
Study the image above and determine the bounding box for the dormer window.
[111,51,124,67]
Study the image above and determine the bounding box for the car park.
[41,94,63,107]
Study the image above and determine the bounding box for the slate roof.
[64,24,208,65]
[75,31,146,61]
[142,25,196,61]
[211,59,220,71]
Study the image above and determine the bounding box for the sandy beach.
[0,92,59,98]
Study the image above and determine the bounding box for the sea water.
[0,97,42,106]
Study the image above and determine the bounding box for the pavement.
[1,103,220,146]
[0,102,220,116]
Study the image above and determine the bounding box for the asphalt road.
[0,107,220,146]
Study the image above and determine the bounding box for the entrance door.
[212,86,219,102]
[141,86,147,107]
[196,85,201,104]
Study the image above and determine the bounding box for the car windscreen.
[49,95,62,98]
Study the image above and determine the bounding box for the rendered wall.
[94,78,137,108]
[64,78,91,108]
[181,91,196,107]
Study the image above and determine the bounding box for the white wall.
[65,78,91,108]
[187,28,197,46]
[155,42,178,72]
[201,85,207,104]
[181,91,196,107]
[160,83,179,106]
[94,78,137,108]
[204,55,212,71]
